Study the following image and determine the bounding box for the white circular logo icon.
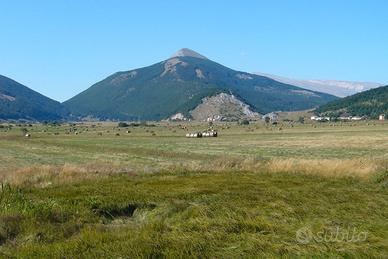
[296,227,312,244]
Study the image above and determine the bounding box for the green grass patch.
[0,170,387,258]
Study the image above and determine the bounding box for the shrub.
[118,122,129,128]
[238,119,249,125]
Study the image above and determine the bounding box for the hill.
[316,85,388,118]
[0,75,67,121]
[64,48,337,121]
[255,72,381,97]
[190,93,261,121]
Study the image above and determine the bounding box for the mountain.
[316,85,388,118]
[64,48,337,121]
[0,75,67,121]
[255,72,381,97]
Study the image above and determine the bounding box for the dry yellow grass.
[208,156,381,178]
[265,158,380,178]
[0,163,133,187]
[0,157,385,187]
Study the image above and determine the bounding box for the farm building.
[338,116,351,121]
[169,113,188,121]
[351,116,364,121]
[206,115,223,122]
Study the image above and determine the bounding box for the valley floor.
[0,121,388,257]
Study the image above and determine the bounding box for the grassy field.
[1,121,388,258]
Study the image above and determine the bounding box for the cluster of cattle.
[186,130,218,138]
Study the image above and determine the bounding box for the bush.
[118,122,129,128]
[238,119,250,125]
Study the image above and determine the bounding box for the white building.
[311,116,330,122]
[169,113,187,121]
[351,116,363,121]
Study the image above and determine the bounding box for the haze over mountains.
[4,48,386,122]
[255,72,381,97]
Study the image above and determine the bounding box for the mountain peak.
[171,48,208,60]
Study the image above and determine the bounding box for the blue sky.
[1,0,387,101]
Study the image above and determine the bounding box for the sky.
[1,0,388,102]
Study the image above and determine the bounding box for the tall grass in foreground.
[0,169,387,258]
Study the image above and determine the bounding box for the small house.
[311,116,330,122]
[379,114,385,121]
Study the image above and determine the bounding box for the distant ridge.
[0,75,67,121]
[255,72,381,97]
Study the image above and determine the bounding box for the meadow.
[0,121,388,258]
